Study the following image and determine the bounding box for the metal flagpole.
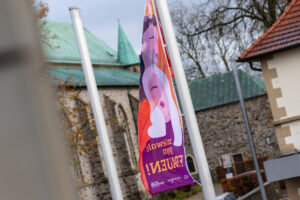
[232,67,267,200]
[69,7,123,200]
[154,1,216,199]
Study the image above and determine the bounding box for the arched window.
[117,104,137,167]
[187,155,196,174]
[128,94,139,134]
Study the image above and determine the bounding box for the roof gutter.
[237,43,300,63]
[249,62,262,72]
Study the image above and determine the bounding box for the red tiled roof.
[238,0,300,62]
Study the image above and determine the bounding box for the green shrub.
[154,184,202,200]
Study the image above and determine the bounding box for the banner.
[138,0,195,194]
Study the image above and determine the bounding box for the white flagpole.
[69,7,123,200]
[154,1,216,199]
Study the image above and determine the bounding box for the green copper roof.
[188,70,266,111]
[47,67,139,86]
[46,65,264,111]
[42,21,139,66]
[117,22,140,65]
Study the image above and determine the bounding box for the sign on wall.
[221,154,232,168]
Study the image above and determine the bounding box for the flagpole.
[154,1,216,199]
[69,7,123,200]
[232,67,267,200]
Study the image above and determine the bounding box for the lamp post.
[232,66,267,200]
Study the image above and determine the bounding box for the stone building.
[183,71,280,181]
[43,21,280,199]
[238,0,300,198]
[44,21,145,200]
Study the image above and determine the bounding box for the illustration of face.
[142,16,170,122]
[142,18,158,68]
[148,72,161,105]
[141,16,182,146]
[147,69,170,122]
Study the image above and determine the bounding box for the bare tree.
[171,3,207,78]
[170,0,291,80]
[192,0,291,36]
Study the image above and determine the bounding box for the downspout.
[249,62,262,71]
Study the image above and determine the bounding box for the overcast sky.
[44,0,195,54]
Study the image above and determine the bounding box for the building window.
[232,153,244,175]
[128,94,139,134]
[187,155,196,174]
[232,153,243,163]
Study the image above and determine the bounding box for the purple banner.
[138,0,195,194]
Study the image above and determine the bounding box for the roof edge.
[46,59,123,66]
[194,93,267,112]
[237,43,300,62]
[238,0,297,61]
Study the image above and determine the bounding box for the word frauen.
[145,155,184,175]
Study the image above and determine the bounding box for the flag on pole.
[138,0,195,194]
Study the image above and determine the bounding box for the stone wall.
[183,95,281,181]
[59,85,280,199]
[58,87,150,200]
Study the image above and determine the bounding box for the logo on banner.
[138,0,195,194]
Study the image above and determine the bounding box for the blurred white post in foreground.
[155,0,216,199]
[69,7,123,200]
[0,0,77,199]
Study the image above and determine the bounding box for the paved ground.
[187,183,223,200]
